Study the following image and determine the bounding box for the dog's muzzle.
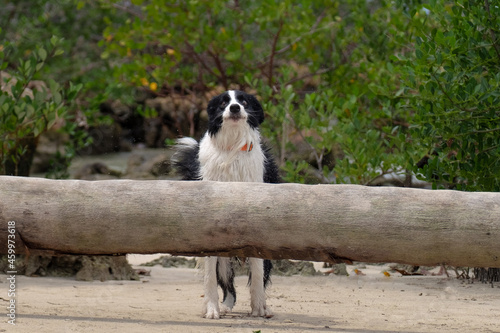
[228,104,244,120]
[229,104,241,113]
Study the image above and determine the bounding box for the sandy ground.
[1,255,500,333]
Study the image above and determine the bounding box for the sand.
[1,255,499,333]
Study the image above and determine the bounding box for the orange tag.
[241,142,253,152]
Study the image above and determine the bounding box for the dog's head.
[206,90,264,137]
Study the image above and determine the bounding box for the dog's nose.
[229,104,241,113]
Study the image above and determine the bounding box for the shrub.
[397,0,500,191]
[0,35,82,176]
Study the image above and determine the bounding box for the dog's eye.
[220,101,227,108]
[241,100,248,106]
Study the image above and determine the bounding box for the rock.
[145,94,208,139]
[144,117,170,148]
[77,124,124,155]
[332,263,349,276]
[150,153,172,176]
[141,256,197,268]
[100,100,146,148]
[271,260,319,276]
[228,259,319,276]
[0,254,139,281]
[73,162,122,180]
[125,150,173,179]
[75,256,139,282]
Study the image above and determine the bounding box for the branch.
[184,42,223,86]
[485,0,500,63]
[285,65,337,86]
[206,49,229,90]
[456,127,500,136]
[429,71,466,112]
[364,171,390,187]
[259,11,328,64]
[288,116,329,184]
[110,2,144,20]
[268,20,284,88]
[2,177,500,268]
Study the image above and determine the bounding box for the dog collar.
[240,142,253,152]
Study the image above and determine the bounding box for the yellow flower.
[149,82,158,91]
[166,48,175,55]
[140,78,148,86]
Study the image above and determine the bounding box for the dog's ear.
[207,94,222,118]
[206,93,224,136]
[246,94,265,125]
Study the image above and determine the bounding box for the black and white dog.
[173,90,279,319]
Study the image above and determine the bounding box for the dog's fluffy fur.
[173,90,279,319]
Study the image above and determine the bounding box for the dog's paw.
[251,304,273,318]
[220,303,233,315]
[203,302,220,319]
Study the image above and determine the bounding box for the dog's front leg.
[249,258,272,317]
[203,257,220,319]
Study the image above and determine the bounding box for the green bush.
[0,1,129,177]
[396,0,500,191]
[0,34,82,176]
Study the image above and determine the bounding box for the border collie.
[173,90,279,319]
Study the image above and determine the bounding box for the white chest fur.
[198,131,265,183]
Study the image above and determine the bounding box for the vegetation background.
[1,0,499,192]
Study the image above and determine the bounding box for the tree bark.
[0,176,499,267]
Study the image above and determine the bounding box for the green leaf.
[38,48,47,61]
[47,111,57,129]
[224,50,241,62]
[35,62,44,72]
[436,52,442,65]
[23,59,32,74]
[53,91,62,105]
[48,79,60,94]
[50,36,58,47]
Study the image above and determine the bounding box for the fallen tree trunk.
[0,176,499,267]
